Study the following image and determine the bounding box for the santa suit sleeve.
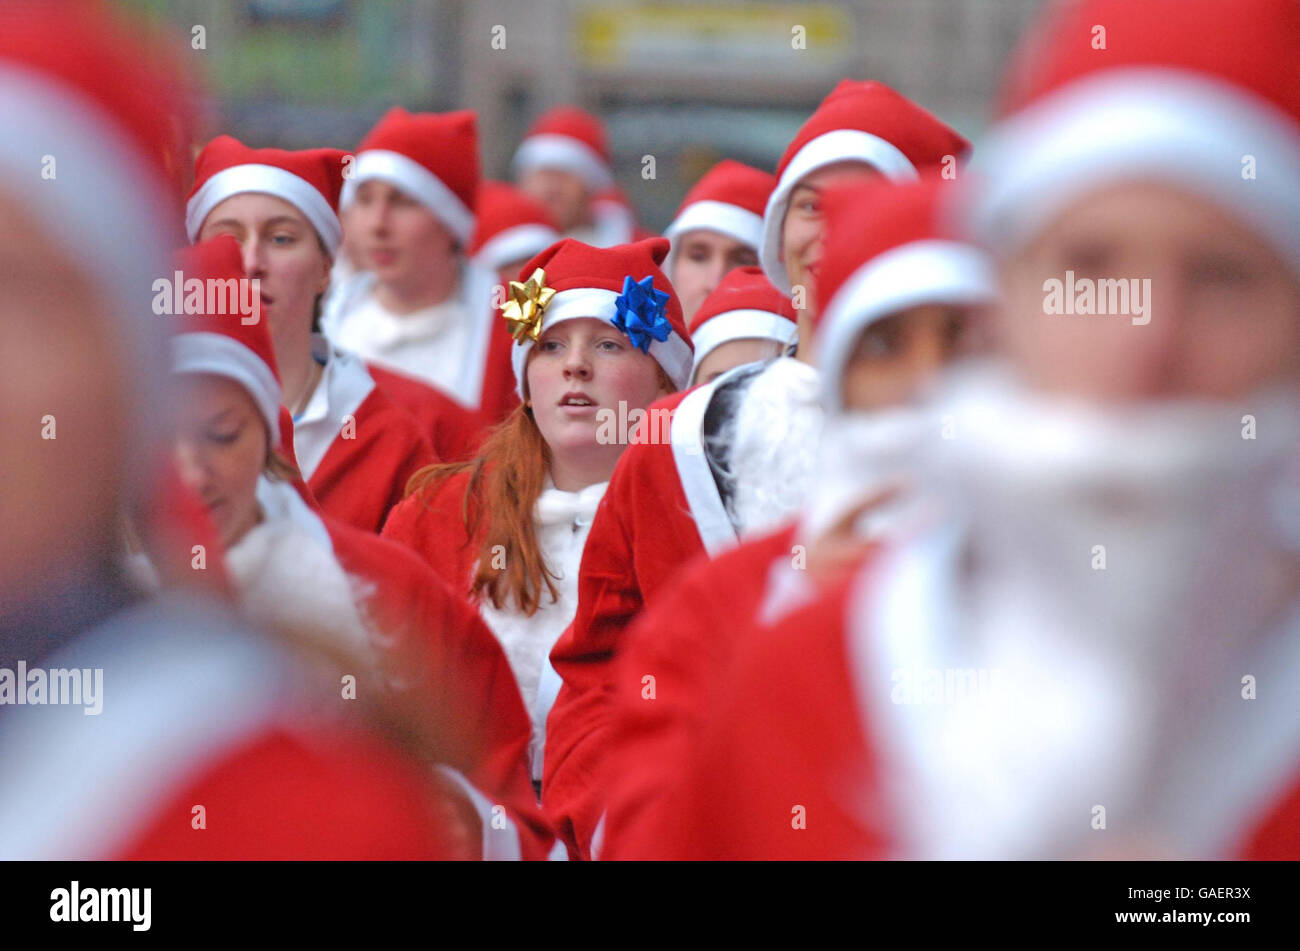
[328,520,553,859]
[663,573,890,860]
[307,387,437,534]
[118,726,481,860]
[381,471,480,597]
[600,525,797,859]
[542,390,704,858]
[368,362,497,463]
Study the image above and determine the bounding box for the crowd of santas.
[2,0,1299,861]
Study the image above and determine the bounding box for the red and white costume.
[665,0,1300,861]
[686,266,798,384]
[325,108,518,428]
[544,80,969,858]
[170,236,554,860]
[186,135,437,533]
[0,2,471,861]
[386,239,692,795]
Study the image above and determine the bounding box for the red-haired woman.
[383,237,694,790]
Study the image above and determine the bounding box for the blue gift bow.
[610,275,672,353]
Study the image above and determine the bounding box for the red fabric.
[1240,767,1300,860]
[188,135,346,221]
[688,266,796,338]
[541,387,705,857]
[524,105,610,165]
[776,80,971,180]
[381,470,482,598]
[304,386,436,534]
[601,524,797,859]
[671,159,774,221]
[324,517,553,859]
[119,727,477,859]
[656,573,889,860]
[997,0,1300,121]
[367,363,480,463]
[355,107,480,214]
[471,181,559,260]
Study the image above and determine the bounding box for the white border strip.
[689,308,798,382]
[761,129,920,292]
[474,223,560,273]
[171,332,283,444]
[340,149,475,244]
[663,200,764,277]
[670,376,740,556]
[513,133,613,191]
[186,163,342,251]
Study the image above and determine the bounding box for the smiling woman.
[382,237,691,786]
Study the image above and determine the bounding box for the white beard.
[798,406,932,546]
[868,366,1300,858]
[716,357,825,538]
[224,478,377,666]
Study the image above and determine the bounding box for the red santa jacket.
[543,385,728,858]
[0,594,476,860]
[664,562,1300,861]
[325,510,555,860]
[369,363,511,464]
[600,523,799,859]
[381,469,485,599]
[304,384,436,534]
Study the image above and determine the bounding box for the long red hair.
[405,364,674,616]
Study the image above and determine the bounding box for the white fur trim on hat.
[170,332,283,445]
[663,200,765,278]
[816,240,995,412]
[761,129,920,293]
[474,223,561,273]
[186,163,342,252]
[689,309,798,384]
[511,287,693,399]
[340,149,475,244]
[966,67,1300,276]
[512,133,614,191]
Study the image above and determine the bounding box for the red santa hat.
[663,160,776,278]
[687,267,798,384]
[513,105,614,192]
[504,237,693,399]
[0,1,188,337]
[965,0,1300,274]
[186,136,347,252]
[340,107,480,245]
[815,178,995,413]
[169,236,283,445]
[762,80,971,292]
[469,181,561,273]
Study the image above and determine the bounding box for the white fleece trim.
[186,163,342,251]
[474,223,560,273]
[689,308,798,383]
[663,200,764,277]
[512,133,613,191]
[670,374,739,556]
[340,149,475,243]
[170,332,282,445]
[761,129,920,292]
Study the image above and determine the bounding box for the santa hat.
[513,105,614,192]
[966,0,1300,274]
[663,160,775,277]
[340,107,480,245]
[815,178,995,413]
[591,186,638,247]
[504,237,693,399]
[688,267,798,384]
[186,136,347,252]
[169,235,283,445]
[762,80,971,292]
[469,181,561,273]
[0,1,188,340]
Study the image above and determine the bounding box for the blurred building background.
[124,0,1047,229]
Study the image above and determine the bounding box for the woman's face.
[841,304,988,411]
[170,374,268,549]
[998,182,1300,402]
[782,161,882,313]
[348,179,458,286]
[198,192,331,360]
[518,167,590,233]
[526,316,670,463]
[670,230,759,322]
[0,189,130,595]
[693,337,786,385]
